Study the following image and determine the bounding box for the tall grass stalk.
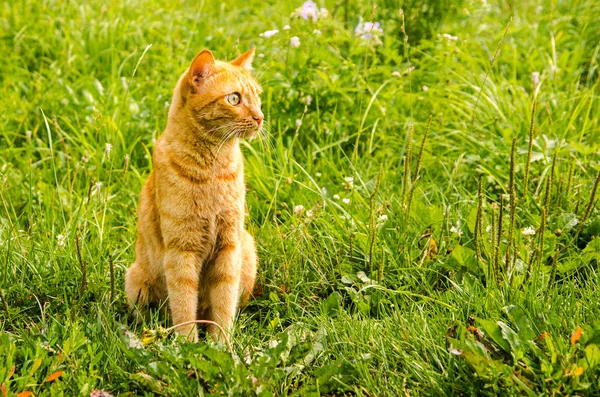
[368,164,383,272]
[576,168,600,237]
[505,137,517,274]
[523,100,536,200]
[407,115,431,216]
[471,17,513,123]
[402,124,414,215]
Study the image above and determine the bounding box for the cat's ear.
[230,48,255,70]
[189,49,216,85]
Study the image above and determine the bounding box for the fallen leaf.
[575,367,584,376]
[467,325,485,341]
[1,383,7,397]
[448,347,463,355]
[428,237,438,257]
[17,392,34,397]
[7,366,15,381]
[571,327,583,346]
[44,371,63,383]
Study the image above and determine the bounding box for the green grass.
[1,0,600,395]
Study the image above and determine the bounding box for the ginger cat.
[125,48,262,342]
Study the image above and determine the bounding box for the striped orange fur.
[125,48,262,342]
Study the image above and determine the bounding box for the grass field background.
[1,0,600,395]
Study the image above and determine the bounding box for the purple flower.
[355,21,383,40]
[299,0,318,21]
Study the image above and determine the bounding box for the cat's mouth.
[235,125,261,139]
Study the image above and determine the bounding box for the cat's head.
[173,48,264,141]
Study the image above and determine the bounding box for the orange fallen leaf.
[7,366,15,380]
[1,383,7,397]
[44,371,63,383]
[571,327,583,346]
[17,392,34,397]
[575,367,584,376]
[428,237,438,257]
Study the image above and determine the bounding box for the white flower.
[344,176,354,188]
[392,71,401,77]
[294,205,304,214]
[450,221,463,237]
[258,53,265,58]
[316,172,322,177]
[105,143,112,159]
[306,209,314,218]
[260,29,279,38]
[522,226,536,236]
[290,36,301,48]
[376,214,388,227]
[313,29,322,35]
[303,95,313,105]
[450,226,463,237]
[319,7,329,17]
[342,198,351,204]
[283,24,291,30]
[486,225,492,233]
[441,33,458,41]
[57,234,66,247]
[333,194,340,200]
[295,119,302,128]
[422,85,429,92]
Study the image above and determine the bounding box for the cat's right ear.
[188,49,216,89]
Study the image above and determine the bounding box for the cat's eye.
[226,92,241,106]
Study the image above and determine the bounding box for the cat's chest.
[193,170,244,202]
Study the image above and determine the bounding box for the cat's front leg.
[164,248,203,342]
[206,239,242,342]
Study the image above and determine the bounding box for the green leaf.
[322,292,341,317]
[583,238,600,262]
[313,359,357,393]
[467,206,478,233]
[504,306,537,342]
[580,344,600,370]
[498,321,524,361]
[451,245,477,270]
[477,319,511,353]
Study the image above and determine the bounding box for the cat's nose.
[253,115,263,126]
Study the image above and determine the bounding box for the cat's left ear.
[230,48,255,70]
[189,49,216,84]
